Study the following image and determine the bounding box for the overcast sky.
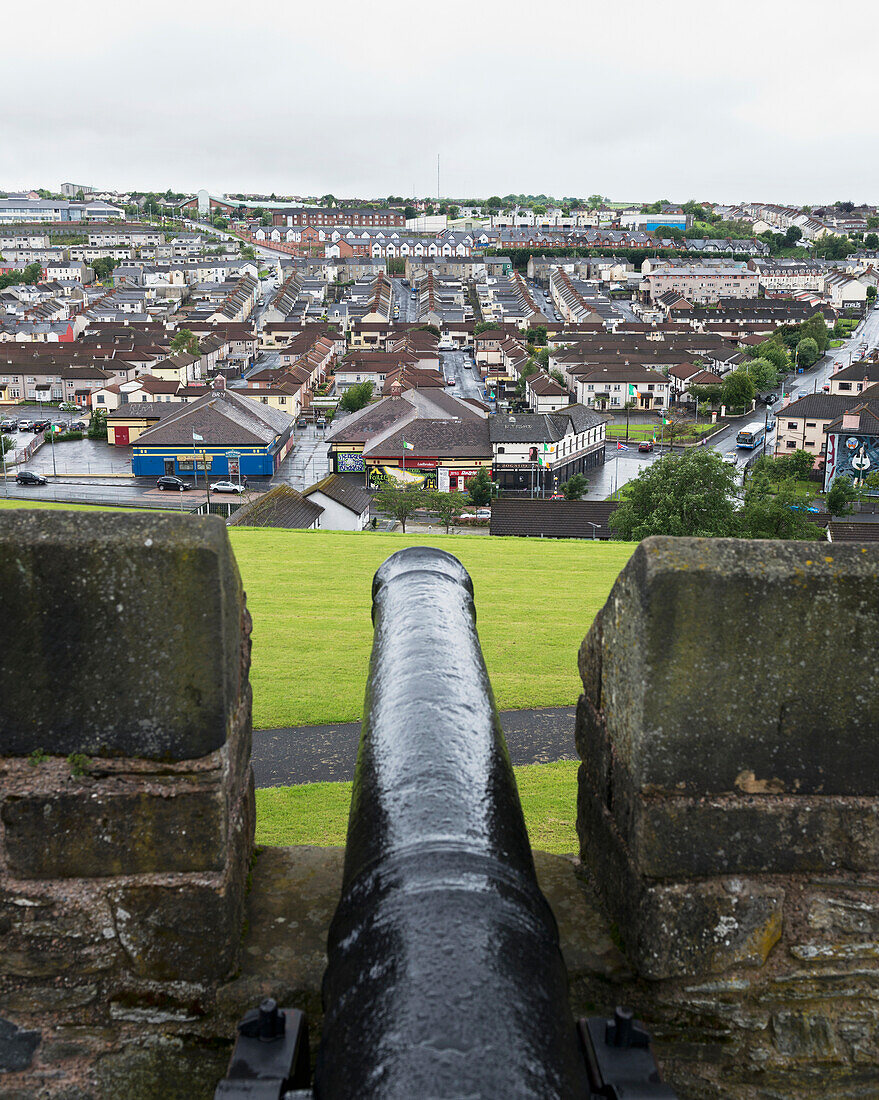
[3,0,877,205]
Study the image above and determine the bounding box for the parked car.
[210,479,247,494]
[156,475,191,491]
[30,420,49,432]
[638,441,653,453]
[0,419,17,431]
[58,401,77,412]
[69,420,87,431]
[765,393,778,405]
[17,420,33,432]
[16,470,47,486]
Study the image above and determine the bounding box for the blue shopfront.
[132,435,293,478]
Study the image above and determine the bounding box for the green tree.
[867,286,877,303]
[721,370,756,412]
[796,337,819,368]
[609,450,739,540]
[403,205,417,220]
[549,368,567,388]
[170,329,200,357]
[23,262,42,284]
[447,205,460,220]
[561,473,586,499]
[466,468,493,506]
[865,232,879,250]
[756,340,790,374]
[745,357,778,390]
[786,448,815,481]
[689,383,722,406]
[660,408,690,447]
[87,409,108,441]
[525,324,547,346]
[374,485,424,533]
[91,256,116,281]
[339,381,374,413]
[801,312,829,353]
[240,245,256,260]
[739,477,821,540]
[587,194,604,209]
[1,433,14,457]
[826,475,858,517]
[783,226,803,247]
[320,194,336,207]
[485,196,503,210]
[430,491,463,532]
[515,358,539,397]
[474,321,498,335]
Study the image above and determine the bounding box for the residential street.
[441,349,487,402]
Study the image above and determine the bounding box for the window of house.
[786,440,796,449]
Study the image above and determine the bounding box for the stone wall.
[575,536,879,1097]
[0,513,254,1099]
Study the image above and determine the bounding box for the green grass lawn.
[255,761,580,854]
[228,530,632,728]
[0,503,634,730]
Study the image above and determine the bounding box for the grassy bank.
[255,760,580,854]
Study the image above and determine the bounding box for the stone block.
[0,1018,40,1072]
[111,877,244,982]
[2,785,227,878]
[618,793,879,878]
[582,537,879,797]
[770,1010,842,1062]
[577,764,784,979]
[94,1042,230,1100]
[0,512,244,761]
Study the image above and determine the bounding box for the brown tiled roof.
[135,390,293,447]
[303,473,371,514]
[827,521,879,541]
[228,484,323,529]
[489,499,619,539]
[364,418,492,459]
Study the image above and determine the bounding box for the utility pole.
[437,154,440,206]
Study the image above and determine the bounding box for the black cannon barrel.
[315,546,588,1099]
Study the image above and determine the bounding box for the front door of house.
[164,458,175,475]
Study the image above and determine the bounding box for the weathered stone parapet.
[575,536,879,1095]
[0,513,254,1097]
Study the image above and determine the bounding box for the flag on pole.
[52,423,62,433]
[616,442,629,451]
[401,439,415,451]
[192,432,204,441]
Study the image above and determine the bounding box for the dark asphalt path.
[251,706,577,787]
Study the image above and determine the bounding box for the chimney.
[212,375,226,391]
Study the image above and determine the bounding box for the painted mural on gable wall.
[824,432,879,489]
[335,451,366,473]
[368,465,437,491]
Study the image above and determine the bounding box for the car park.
[156,475,191,491]
[16,470,48,486]
[210,479,247,494]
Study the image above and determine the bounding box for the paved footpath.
[252,706,577,787]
